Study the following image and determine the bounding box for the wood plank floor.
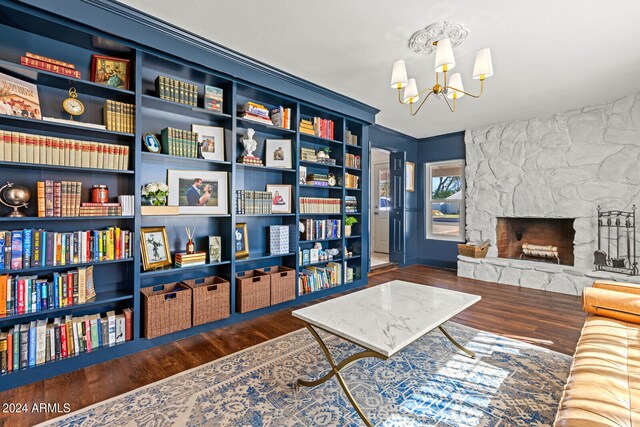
[0,265,585,427]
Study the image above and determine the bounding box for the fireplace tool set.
[594,205,638,275]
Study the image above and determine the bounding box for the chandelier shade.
[434,38,456,73]
[446,73,464,99]
[402,78,419,104]
[472,48,493,79]
[390,59,408,88]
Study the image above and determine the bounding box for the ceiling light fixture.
[390,21,494,115]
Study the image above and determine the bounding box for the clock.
[62,87,85,119]
[327,173,337,187]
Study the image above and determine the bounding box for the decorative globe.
[0,182,30,217]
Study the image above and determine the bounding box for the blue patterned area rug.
[41,322,570,426]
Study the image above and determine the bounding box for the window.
[426,160,465,241]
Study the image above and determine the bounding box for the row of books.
[0,228,133,272]
[160,127,199,158]
[175,252,206,268]
[300,117,335,140]
[235,190,273,215]
[345,196,358,214]
[239,101,290,129]
[0,130,130,170]
[103,100,135,133]
[345,154,361,169]
[298,263,342,295]
[20,52,81,79]
[0,266,95,317]
[0,309,132,374]
[300,219,341,241]
[117,195,135,217]
[345,130,359,146]
[345,173,360,189]
[299,198,341,214]
[155,76,198,107]
[37,180,79,217]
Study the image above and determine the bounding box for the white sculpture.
[241,128,258,157]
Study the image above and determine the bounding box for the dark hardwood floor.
[0,265,585,427]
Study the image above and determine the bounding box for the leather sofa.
[554,280,640,426]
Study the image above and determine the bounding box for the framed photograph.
[192,124,224,161]
[266,184,292,214]
[140,227,172,271]
[167,170,228,215]
[299,166,307,185]
[90,55,130,90]
[235,223,249,259]
[406,161,415,192]
[265,139,292,169]
[143,133,161,153]
[208,235,222,263]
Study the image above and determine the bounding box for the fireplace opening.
[496,218,575,266]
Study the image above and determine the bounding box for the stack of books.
[155,76,197,106]
[300,147,317,162]
[20,52,80,78]
[117,195,135,216]
[103,100,135,133]
[269,106,291,129]
[345,154,361,169]
[345,130,359,146]
[235,190,272,214]
[345,196,358,213]
[79,203,122,217]
[160,127,199,158]
[175,252,206,268]
[299,119,315,136]
[306,174,329,187]
[345,173,360,189]
[299,198,341,214]
[239,102,273,126]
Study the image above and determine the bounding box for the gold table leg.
[297,323,387,427]
[438,325,475,358]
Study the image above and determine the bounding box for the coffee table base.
[296,322,476,427]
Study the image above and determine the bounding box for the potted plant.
[316,146,331,159]
[345,216,358,237]
[142,182,169,206]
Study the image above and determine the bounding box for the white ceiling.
[119,0,640,139]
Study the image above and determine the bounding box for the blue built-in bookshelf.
[0,0,374,391]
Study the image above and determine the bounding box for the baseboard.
[416,258,458,270]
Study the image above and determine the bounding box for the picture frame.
[265,139,292,169]
[406,161,415,192]
[90,55,130,90]
[204,85,223,112]
[167,170,228,215]
[266,184,292,214]
[208,235,222,263]
[235,223,249,259]
[143,133,161,153]
[140,226,172,271]
[191,124,225,161]
[299,166,307,185]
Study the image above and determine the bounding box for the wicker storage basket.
[258,266,296,305]
[457,243,489,259]
[236,270,270,313]
[182,276,230,326]
[141,282,192,338]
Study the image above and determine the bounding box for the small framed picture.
[91,55,130,90]
[140,227,172,271]
[208,235,222,263]
[235,223,249,259]
[299,166,307,185]
[143,133,161,154]
[192,124,225,161]
[266,184,292,214]
[406,161,415,192]
[167,169,228,215]
[265,139,292,169]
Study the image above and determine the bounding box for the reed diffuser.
[185,226,196,254]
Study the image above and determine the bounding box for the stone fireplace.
[496,218,575,266]
[458,93,640,295]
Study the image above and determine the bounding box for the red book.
[7,332,12,373]
[84,318,92,352]
[20,57,81,79]
[67,272,73,306]
[60,324,68,358]
[17,279,25,314]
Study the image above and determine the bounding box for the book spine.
[20,57,81,78]
[25,52,75,69]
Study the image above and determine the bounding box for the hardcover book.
[0,72,41,120]
[204,85,223,112]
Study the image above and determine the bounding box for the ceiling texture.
[119,0,640,139]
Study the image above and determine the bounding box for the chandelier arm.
[410,90,434,116]
[397,87,403,104]
[442,93,455,112]
[445,79,485,99]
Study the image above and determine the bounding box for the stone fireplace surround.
[458,93,640,295]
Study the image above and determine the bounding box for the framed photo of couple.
[167,170,228,215]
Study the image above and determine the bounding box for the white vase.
[345,225,352,237]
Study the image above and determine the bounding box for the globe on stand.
[0,182,31,217]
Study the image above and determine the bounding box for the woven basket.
[457,243,489,259]
[236,270,270,313]
[258,266,296,305]
[141,282,192,338]
[182,276,230,326]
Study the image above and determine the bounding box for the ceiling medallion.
[408,21,469,55]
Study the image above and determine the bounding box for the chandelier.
[390,23,493,115]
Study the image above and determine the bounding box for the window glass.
[426,161,464,240]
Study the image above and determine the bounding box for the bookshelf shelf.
[345,188,361,192]
[140,214,231,218]
[0,59,136,98]
[299,160,343,170]
[0,216,134,222]
[298,284,343,298]
[345,255,362,260]
[235,252,296,264]
[299,133,343,146]
[0,161,135,175]
[299,213,343,217]
[140,260,231,278]
[236,117,296,134]
[0,115,135,140]
[3,258,134,275]
[235,163,296,173]
[300,185,343,190]
[236,213,296,217]
[345,235,362,239]
[301,258,343,268]
[0,290,134,325]
[141,94,232,120]
[346,212,362,216]
[299,237,342,244]
[345,166,362,172]
[141,152,232,166]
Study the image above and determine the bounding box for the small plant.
[142,182,169,206]
[322,146,331,154]
[345,216,358,226]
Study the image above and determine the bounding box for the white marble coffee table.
[292,280,481,426]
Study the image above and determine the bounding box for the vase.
[345,225,352,237]
[149,194,167,206]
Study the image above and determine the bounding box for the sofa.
[554,280,640,426]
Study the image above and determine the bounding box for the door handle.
[374,211,379,215]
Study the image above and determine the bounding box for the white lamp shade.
[446,73,464,99]
[434,38,456,73]
[390,59,408,89]
[473,48,493,79]
[402,78,419,104]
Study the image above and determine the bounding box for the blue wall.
[416,131,466,269]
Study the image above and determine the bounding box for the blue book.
[25,278,31,313]
[0,232,5,271]
[22,229,32,269]
[40,231,46,267]
[96,317,102,348]
[28,320,36,368]
[35,280,42,312]
[53,273,60,309]
[40,280,48,311]
[31,280,37,313]
[10,230,23,270]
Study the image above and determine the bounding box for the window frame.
[425,159,466,242]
